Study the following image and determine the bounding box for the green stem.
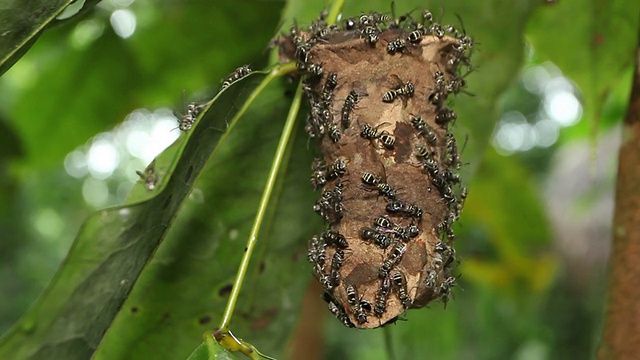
[326,0,345,25]
[218,80,304,331]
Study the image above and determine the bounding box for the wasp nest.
[278,10,473,328]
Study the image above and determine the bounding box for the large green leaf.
[0,79,269,359]
[0,0,77,76]
[94,78,318,360]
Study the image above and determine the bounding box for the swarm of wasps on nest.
[276,8,473,328]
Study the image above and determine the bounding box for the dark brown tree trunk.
[599,28,640,360]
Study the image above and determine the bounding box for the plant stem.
[218,80,304,331]
[326,0,345,25]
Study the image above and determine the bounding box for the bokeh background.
[0,0,637,359]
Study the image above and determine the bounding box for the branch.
[599,21,640,359]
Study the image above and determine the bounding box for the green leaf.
[186,337,236,360]
[0,0,95,76]
[460,148,557,295]
[93,76,317,359]
[0,80,264,359]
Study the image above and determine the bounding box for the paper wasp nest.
[278,10,472,328]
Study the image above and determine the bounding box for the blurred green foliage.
[0,0,636,359]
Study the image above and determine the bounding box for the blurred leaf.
[10,30,140,167]
[527,0,640,136]
[460,148,558,295]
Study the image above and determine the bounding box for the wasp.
[176,101,204,131]
[341,90,366,128]
[329,249,345,287]
[443,169,461,184]
[415,146,433,159]
[322,230,349,249]
[306,105,328,139]
[419,151,439,178]
[327,158,347,179]
[392,271,412,309]
[386,38,406,54]
[379,242,407,279]
[382,89,398,103]
[361,26,379,46]
[445,132,462,169]
[361,172,397,199]
[346,284,368,324]
[310,158,327,190]
[410,115,438,146]
[360,123,383,139]
[378,132,396,149]
[344,17,357,30]
[361,171,381,186]
[136,159,158,191]
[307,234,327,268]
[425,269,437,289]
[221,65,252,89]
[436,107,457,125]
[407,29,424,44]
[438,275,457,307]
[328,123,341,143]
[326,295,355,328]
[383,75,414,107]
[422,10,434,25]
[308,63,324,77]
[386,200,423,218]
[374,275,392,317]
[322,72,338,102]
[375,216,418,242]
[374,215,394,230]
[361,227,392,249]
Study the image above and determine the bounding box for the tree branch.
[599,21,640,360]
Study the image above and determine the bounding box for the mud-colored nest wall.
[278,11,473,329]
